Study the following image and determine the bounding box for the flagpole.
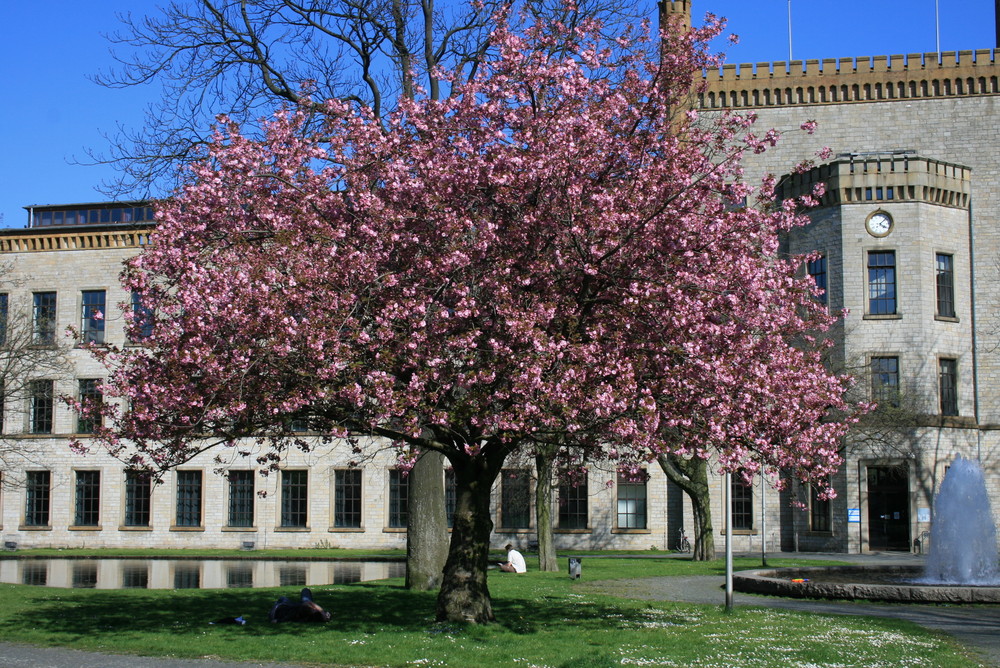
[787,0,793,61]
[935,0,940,54]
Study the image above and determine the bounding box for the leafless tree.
[0,261,73,488]
[88,0,648,197]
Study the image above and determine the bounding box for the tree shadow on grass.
[3,581,700,642]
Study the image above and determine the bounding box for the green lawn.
[0,554,980,667]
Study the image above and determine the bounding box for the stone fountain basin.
[734,565,1000,604]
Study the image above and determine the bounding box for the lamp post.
[725,471,734,611]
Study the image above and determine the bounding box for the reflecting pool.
[0,558,404,589]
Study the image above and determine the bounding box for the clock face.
[866,211,893,237]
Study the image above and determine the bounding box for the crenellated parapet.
[0,225,153,253]
[778,154,972,210]
[700,50,1000,109]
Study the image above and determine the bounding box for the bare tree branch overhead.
[87,0,648,197]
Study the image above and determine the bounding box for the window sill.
[934,315,959,323]
[554,528,592,534]
[803,531,834,536]
[611,528,651,534]
[720,529,758,536]
[170,525,205,532]
[18,525,52,531]
[329,527,365,532]
[275,526,310,532]
[221,526,257,532]
[118,525,153,531]
[382,527,407,533]
[68,525,102,531]
[862,314,902,321]
[496,528,533,533]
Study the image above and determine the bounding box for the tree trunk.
[657,454,717,561]
[534,452,558,571]
[436,452,504,623]
[406,448,449,590]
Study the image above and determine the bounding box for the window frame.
[80,290,107,345]
[28,379,54,434]
[76,378,103,434]
[73,470,101,527]
[24,470,51,527]
[387,469,408,529]
[935,252,956,319]
[124,470,152,528]
[939,357,959,416]
[333,468,363,529]
[615,471,648,530]
[557,480,589,530]
[280,469,308,529]
[730,477,754,532]
[499,468,531,530]
[806,255,828,306]
[870,356,900,408]
[226,470,255,528]
[174,469,203,528]
[867,250,897,316]
[32,292,57,345]
[808,482,832,533]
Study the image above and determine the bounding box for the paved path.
[2,552,998,667]
[584,552,1000,668]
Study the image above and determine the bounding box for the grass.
[0,554,981,667]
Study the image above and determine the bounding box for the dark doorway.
[867,465,911,551]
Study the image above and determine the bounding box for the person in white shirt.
[499,543,527,573]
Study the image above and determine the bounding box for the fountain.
[734,456,1000,603]
[922,456,1000,584]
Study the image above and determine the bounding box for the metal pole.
[725,471,734,611]
[935,0,941,54]
[760,472,768,567]
[787,0,793,62]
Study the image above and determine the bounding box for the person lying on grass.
[268,587,331,622]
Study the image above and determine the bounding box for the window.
[81,290,106,344]
[388,469,408,528]
[77,379,103,434]
[806,256,827,305]
[936,253,955,318]
[130,291,154,341]
[809,483,832,532]
[558,481,589,530]
[867,251,897,315]
[74,470,100,526]
[334,469,362,528]
[280,470,308,528]
[175,470,202,527]
[124,471,151,527]
[616,471,647,529]
[870,356,900,408]
[227,470,254,528]
[731,477,754,531]
[500,469,530,529]
[939,358,959,416]
[24,471,51,526]
[29,380,54,434]
[445,469,456,528]
[32,292,57,344]
[0,292,8,345]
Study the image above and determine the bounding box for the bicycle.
[677,527,691,553]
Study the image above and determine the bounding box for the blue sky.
[0,0,995,229]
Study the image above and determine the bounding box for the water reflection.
[2,559,403,590]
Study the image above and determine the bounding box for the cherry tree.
[81,10,860,623]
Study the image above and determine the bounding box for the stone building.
[3,0,1000,555]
